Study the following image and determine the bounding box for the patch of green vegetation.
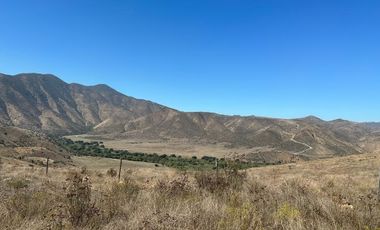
[276,203,301,221]
[55,138,275,170]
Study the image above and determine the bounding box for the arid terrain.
[66,134,289,160]
[0,120,379,229]
[0,150,379,229]
[1,73,379,163]
[0,73,379,229]
[2,0,380,228]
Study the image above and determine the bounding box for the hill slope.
[0,73,377,159]
[0,73,169,134]
[0,124,71,163]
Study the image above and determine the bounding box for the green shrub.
[276,203,301,221]
[219,198,259,230]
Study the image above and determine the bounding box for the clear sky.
[0,0,379,122]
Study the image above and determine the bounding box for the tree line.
[56,138,275,170]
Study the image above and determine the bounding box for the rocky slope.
[0,73,169,134]
[0,73,378,159]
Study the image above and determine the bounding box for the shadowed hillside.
[0,73,378,160]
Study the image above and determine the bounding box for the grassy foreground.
[0,153,379,230]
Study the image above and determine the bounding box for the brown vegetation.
[0,152,379,229]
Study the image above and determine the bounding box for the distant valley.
[1,73,379,162]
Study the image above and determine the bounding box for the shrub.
[195,169,247,193]
[56,138,263,170]
[106,168,117,177]
[195,171,229,193]
[115,176,140,200]
[5,190,56,220]
[276,203,301,221]
[218,199,260,230]
[64,172,98,226]
[99,176,140,221]
[155,174,192,197]
[6,178,29,190]
[5,191,33,219]
[80,166,88,174]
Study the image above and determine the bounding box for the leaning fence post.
[215,159,219,178]
[46,156,49,175]
[118,157,123,181]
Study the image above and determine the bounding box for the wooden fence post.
[118,157,123,181]
[46,156,49,175]
[215,159,219,178]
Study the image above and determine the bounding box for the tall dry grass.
[0,154,379,230]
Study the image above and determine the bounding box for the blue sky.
[0,0,379,122]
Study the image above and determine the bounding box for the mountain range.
[0,73,379,160]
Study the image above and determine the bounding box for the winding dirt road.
[289,124,313,155]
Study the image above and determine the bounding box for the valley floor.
[66,134,251,158]
[0,152,379,229]
[66,134,298,163]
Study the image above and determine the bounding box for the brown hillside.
[0,73,378,159]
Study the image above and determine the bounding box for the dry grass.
[65,134,265,158]
[0,153,379,230]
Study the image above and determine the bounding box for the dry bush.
[5,190,53,219]
[6,177,29,190]
[262,178,380,230]
[155,173,192,197]
[106,168,117,177]
[195,169,247,193]
[80,166,88,174]
[218,193,262,230]
[98,175,140,222]
[0,154,379,230]
[1,179,61,229]
[64,171,99,227]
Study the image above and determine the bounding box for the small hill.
[0,124,71,164]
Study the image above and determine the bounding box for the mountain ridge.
[0,72,378,160]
